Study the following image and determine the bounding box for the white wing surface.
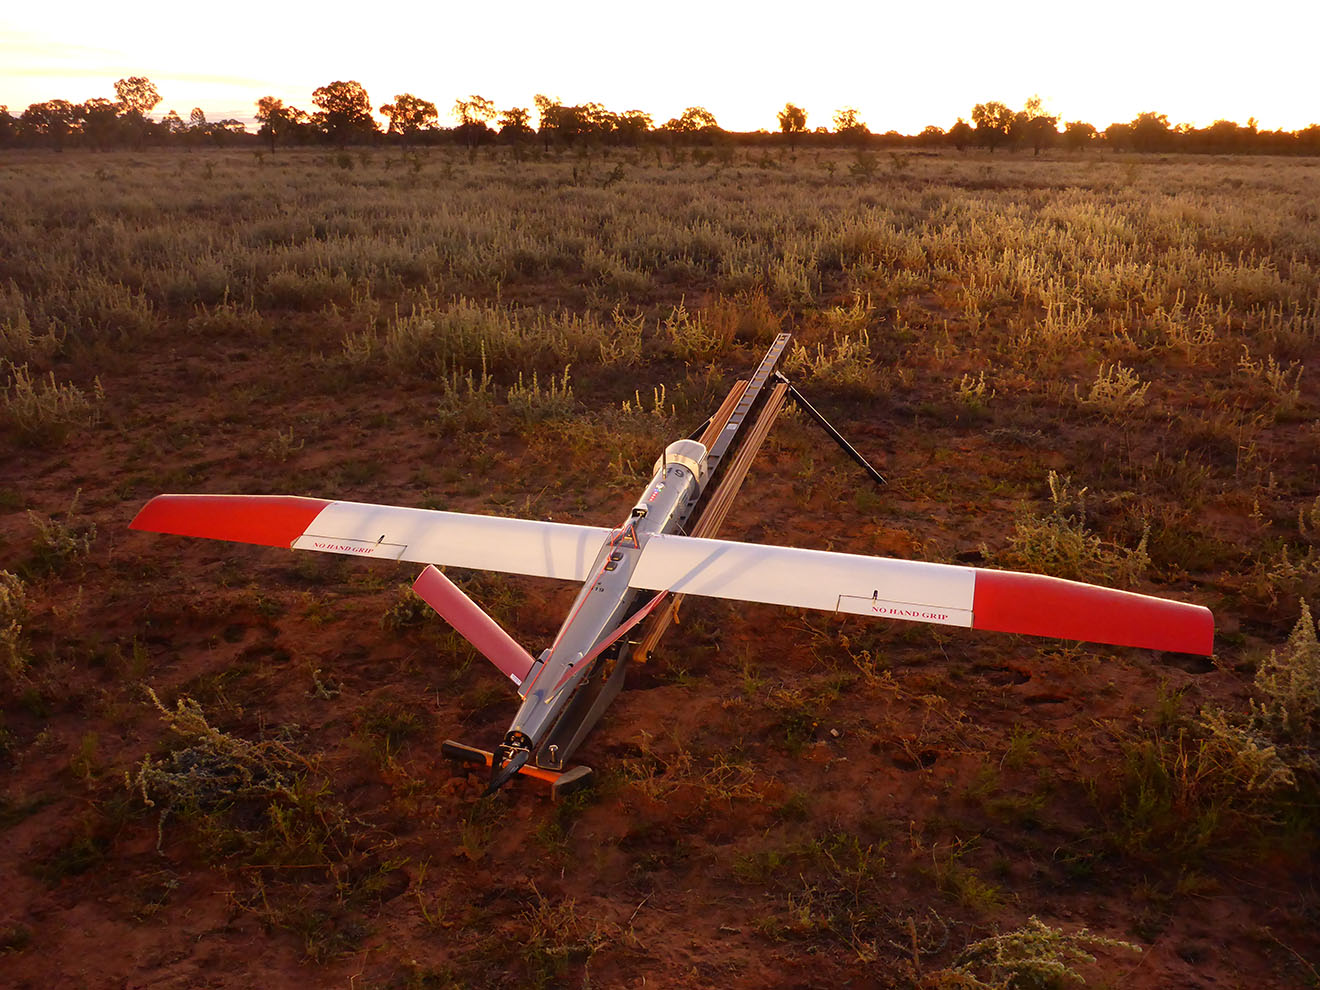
[130,494,611,582]
[630,533,975,626]
[132,496,1215,654]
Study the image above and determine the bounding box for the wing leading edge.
[629,533,1213,656]
[130,494,613,582]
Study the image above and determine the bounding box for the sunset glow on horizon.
[3,0,1317,134]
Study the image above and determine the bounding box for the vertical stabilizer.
[412,565,536,686]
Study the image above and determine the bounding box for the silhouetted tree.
[114,77,161,119]
[380,93,437,145]
[558,104,591,144]
[110,77,161,147]
[537,100,623,147]
[687,106,718,131]
[581,103,620,143]
[0,106,16,147]
[161,109,186,135]
[1203,119,1246,153]
[918,125,945,146]
[1063,120,1097,151]
[778,103,807,146]
[1103,122,1132,151]
[663,107,719,145]
[312,80,377,145]
[832,107,868,139]
[498,106,532,136]
[210,119,248,146]
[948,117,974,151]
[21,100,77,150]
[255,97,307,152]
[496,106,532,156]
[534,94,562,149]
[184,107,209,147]
[256,96,286,152]
[454,94,495,125]
[617,109,652,146]
[833,108,869,150]
[454,94,496,147]
[1017,95,1058,155]
[78,98,122,149]
[971,101,1014,151]
[1130,111,1172,152]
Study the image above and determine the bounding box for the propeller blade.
[485,747,531,794]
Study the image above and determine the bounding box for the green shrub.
[664,299,735,362]
[380,584,431,631]
[992,472,1149,586]
[0,308,61,365]
[2,363,102,447]
[1076,361,1151,416]
[941,916,1139,989]
[782,329,873,388]
[433,358,497,435]
[1251,600,1320,743]
[0,570,28,676]
[346,297,571,377]
[506,366,575,421]
[28,491,96,574]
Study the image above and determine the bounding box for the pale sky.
[2,1,1316,132]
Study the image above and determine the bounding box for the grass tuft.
[0,570,29,677]
[938,916,1140,989]
[1,363,102,447]
[993,472,1149,586]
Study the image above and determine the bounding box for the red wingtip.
[972,569,1214,656]
[130,494,332,549]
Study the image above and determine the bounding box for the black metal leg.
[771,373,887,488]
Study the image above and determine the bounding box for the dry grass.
[1,363,102,446]
[0,570,28,676]
[1,146,1318,988]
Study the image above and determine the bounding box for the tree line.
[5,78,1319,156]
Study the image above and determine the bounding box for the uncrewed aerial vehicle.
[130,334,1214,795]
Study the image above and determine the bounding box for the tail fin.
[412,566,535,687]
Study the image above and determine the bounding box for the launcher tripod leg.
[771,371,886,488]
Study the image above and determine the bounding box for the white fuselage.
[504,441,707,761]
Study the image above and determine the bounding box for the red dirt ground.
[3,282,1318,988]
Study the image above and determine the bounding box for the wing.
[629,533,1214,656]
[130,494,612,582]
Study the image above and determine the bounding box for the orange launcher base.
[440,739,594,800]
